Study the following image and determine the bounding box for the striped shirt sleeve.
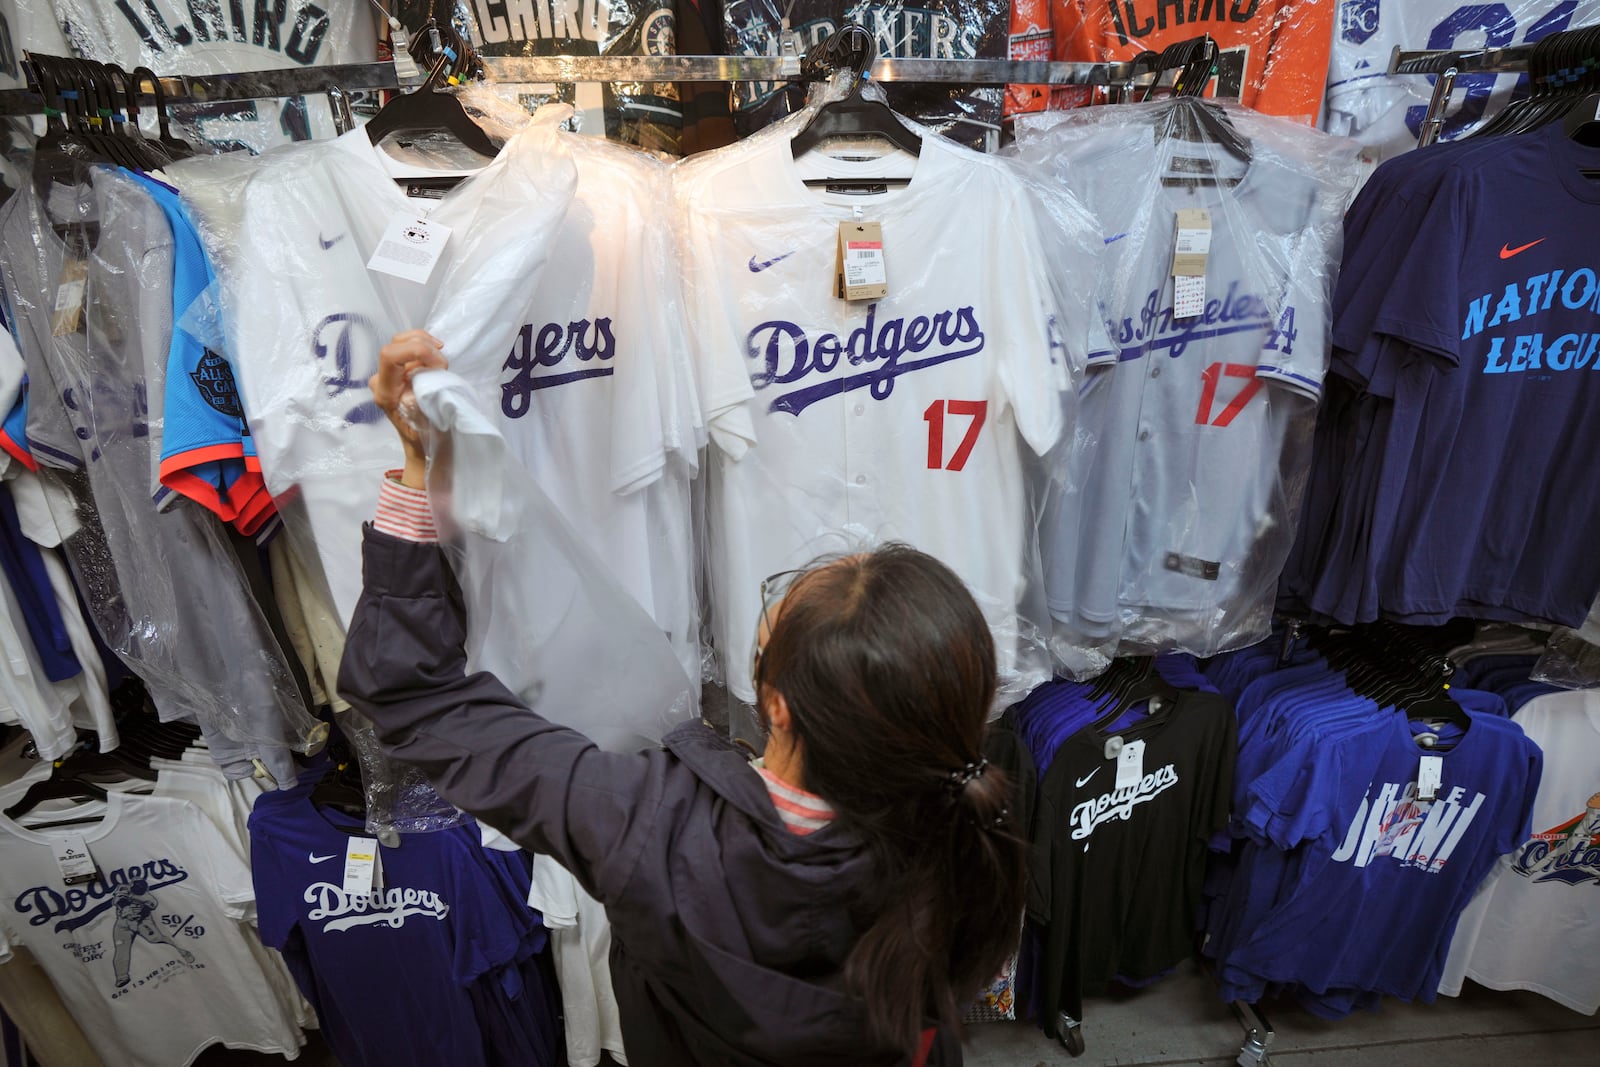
[373,470,438,543]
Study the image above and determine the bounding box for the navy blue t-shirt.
[249,784,546,1067]
[1305,123,1600,626]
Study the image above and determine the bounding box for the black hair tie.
[945,757,989,794]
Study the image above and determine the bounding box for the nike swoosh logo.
[1103,233,1129,245]
[319,233,346,250]
[1075,768,1100,789]
[749,251,794,273]
[1499,238,1546,260]
[308,853,337,864]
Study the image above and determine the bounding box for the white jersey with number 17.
[675,124,1078,703]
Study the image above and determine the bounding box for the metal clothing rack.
[1385,43,1534,147]
[0,55,1137,118]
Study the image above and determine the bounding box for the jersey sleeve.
[606,190,674,497]
[995,191,1069,456]
[672,174,758,460]
[157,200,265,523]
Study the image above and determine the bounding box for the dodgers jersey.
[215,123,577,627]
[675,120,1077,703]
[1016,104,1358,655]
[407,118,704,683]
[1324,0,1600,162]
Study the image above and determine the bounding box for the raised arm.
[334,331,666,904]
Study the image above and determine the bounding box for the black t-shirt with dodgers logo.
[1028,689,1235,1025]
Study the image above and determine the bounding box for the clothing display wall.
[1,13,1600,1067]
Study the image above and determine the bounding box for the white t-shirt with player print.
[0,792,304,1067]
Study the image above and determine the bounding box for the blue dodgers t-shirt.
[1338,123,1600,627]
[1221,711,1541,1003]
[249,785,544,1067]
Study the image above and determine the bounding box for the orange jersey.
[1033,0,1334,124]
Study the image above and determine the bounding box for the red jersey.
[1010,0,1334,122]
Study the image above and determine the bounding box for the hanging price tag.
[367,213,453,284]
[343,836,380,899]
[1114,739,1147,790]
[51,259,88,336]
[1417,755,1444,803]
[55,834,99,886]
[836,220,888,301]
[1172,208,1212,320]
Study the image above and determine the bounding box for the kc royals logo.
[1512,792,1600,887]
[189,348,244,418]
[14,859,189,934]
[1339,0,1380,45]
[500,318,617,419]
[745,302,985,417]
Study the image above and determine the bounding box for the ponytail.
[754,546,1028,1052]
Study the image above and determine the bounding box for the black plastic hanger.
[364,33,499,162]
[4,773,109,821]
[131,65,194,161]
[790,25,921,183]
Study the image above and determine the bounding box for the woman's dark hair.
[753,543,1026,1052]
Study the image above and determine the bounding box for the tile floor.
[962,960,1599,1066]
[198,957,1597,1066]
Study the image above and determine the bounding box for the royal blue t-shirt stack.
[1280,122,1600,628]
[1200,648,1542,1018]
[248,773,562,1067]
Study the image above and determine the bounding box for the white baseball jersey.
[1439,691,1600,1014]
[1016,106,1357,656]
[411,124,704,683]
[216,122,577,628]
[1323,1,1600,163]
[675,122,1074,704]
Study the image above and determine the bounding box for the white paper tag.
[1417,755,1444,802]
[1173,275,1207,319]
[367,214,453,284]
[55,834,98,886]
[54,276,85,313]
[843,239,887,290]
[1115,739,1146,791]
[343,836,380,898]
[1175,223,1213,258]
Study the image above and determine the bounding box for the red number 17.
[923,399,988,471]
[1195,363,1263,427]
